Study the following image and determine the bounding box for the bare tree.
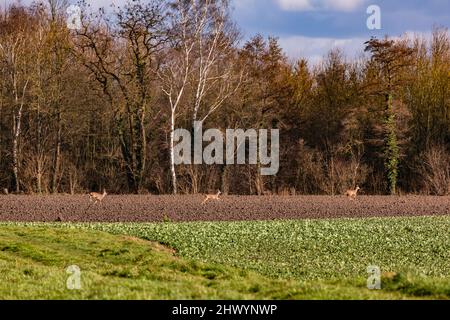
[0,7,32,192]
[159,0,243,194]
[158,0,196,194]
[419,145,450,195]
[186,0,243,125]
[74,0,166,193]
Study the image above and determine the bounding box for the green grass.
[0,225,312,299]
[86,216,450,298]
[0,224,422,300]
[0,216,448,299]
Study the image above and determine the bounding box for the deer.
[89,189,107,204]
[201,190,221,205]
[345,186,361,200]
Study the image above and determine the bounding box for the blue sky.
[234,0,450,38]
[4,0,450,64]
[233,0,450,63]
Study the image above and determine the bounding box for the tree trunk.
[134,105,147,194]
[12,106,22,193]
[170,111,177,194]
[51,109,62,193]
[12,79,28,193]
[117,118,137,193]
[385,93,399,195]
[36,100,42,194]
[37,169,42,194]
[255,161,263,195]
[221,164,230,195]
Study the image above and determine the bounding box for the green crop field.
[0,216,449,299]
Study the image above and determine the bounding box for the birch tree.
[165,0,243,193]
[186,0,243,125]
[0,7,32,192]
[159,0,196,194]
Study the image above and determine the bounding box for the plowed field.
[0,195,448,222]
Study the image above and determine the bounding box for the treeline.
[0,0,449,195]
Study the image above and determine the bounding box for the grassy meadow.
[0,216,448,299]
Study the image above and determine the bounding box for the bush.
[419,145,450,195]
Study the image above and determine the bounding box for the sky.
[3,0,450,64]
[233,0,450,63]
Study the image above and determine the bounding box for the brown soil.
[0,195,448,222]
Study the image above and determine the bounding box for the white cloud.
[278,35,367,64]
[277,0,313,11]
[276,0,367,12]
[279,31,436,65]
[88,0,126,8]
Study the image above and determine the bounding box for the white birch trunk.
[12,107,22,193]
[170,110,177,194]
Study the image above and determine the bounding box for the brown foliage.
[0,3,448,195]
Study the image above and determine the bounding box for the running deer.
[201,190,221,205]
[89,189,107,204]
[345,186,361,200]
